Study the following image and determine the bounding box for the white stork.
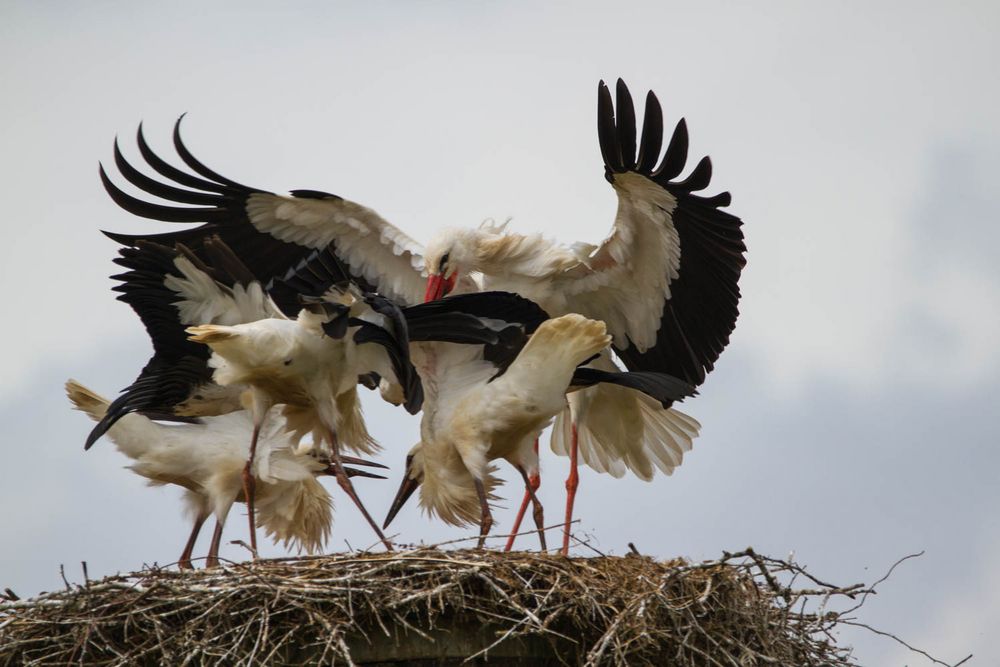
[381,313,697,548]
[87,238,422,553]
[184,285,415,552]
[67,380,385,567]
[91,235,550,554]
[99,79,745,553]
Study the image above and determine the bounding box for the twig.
[840,620,971,667]
[843,551,924,615]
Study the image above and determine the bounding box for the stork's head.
[383,441,502,529]
[423,225,502,301]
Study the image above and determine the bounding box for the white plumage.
[385,314,613,549]
[186,284,419,551]
[245,194,427,305]
[188,310,376,456]
[100,79,746,554]
[67,380,340,566]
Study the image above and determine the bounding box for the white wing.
[165,252,282,326]
[246,193,425,305]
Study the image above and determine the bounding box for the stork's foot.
[475,478,493,550]
[178,512,207,570]
[206,520,224,568]
[561,426,580,557]
[504,472,541,552]
[241,461,258,558]
[514,466,546,552]
[532,498,546,552]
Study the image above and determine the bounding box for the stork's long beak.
[324,455,389,479]
[383,475,420,528]
[423,273,457,302]
[340,467,387,480]
[340,455,389,469]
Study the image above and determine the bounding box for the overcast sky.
[2,2,998,664]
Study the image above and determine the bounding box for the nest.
[1,547,866,666]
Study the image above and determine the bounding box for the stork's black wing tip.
[83,425,104,451]
[101,229,138,245]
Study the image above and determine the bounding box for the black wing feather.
[569,368,697,409]
[406,312,510,345]
[267,245,375,317]
[600,80,747,387]
[402,291,549,334]
[614,79,637,171]
[103,120,367,299]
[352,323,423,415]
[86,242,214,449]
[114,139,225,206]
[635,92,663,173]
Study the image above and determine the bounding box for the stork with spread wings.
[101,79,745,554]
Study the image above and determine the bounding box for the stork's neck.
[471,231,577,280]
[479,272,568,316]
[417,437,483,526]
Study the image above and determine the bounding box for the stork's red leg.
[474,478,493,550]
[242,421,261,559]
[178,511,208,570]
[504,438,540,552]
[205,520,224,568]
[515,465,546,552]
[561,424,579,556]
[328,429,394,551]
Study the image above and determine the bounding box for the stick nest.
[1,548,864,666]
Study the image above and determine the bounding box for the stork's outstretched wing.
[86,239,278,449]
[101,119,427,305]
[558,79,746,386]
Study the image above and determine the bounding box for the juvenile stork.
[382,314,697,549]
[68,380,384,567]
[99,78,745,553]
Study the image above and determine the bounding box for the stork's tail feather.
[632,400,701,477]
[522,314,612,370]
[552,390,701,481]
[68,379,158,453]
[186,324,238,345]
[256,478,332,554]
[65,380,110,422]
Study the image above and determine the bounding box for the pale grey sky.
[2,2,998,663]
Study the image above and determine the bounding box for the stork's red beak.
[383,475,420,528]
[424,273,457,302]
